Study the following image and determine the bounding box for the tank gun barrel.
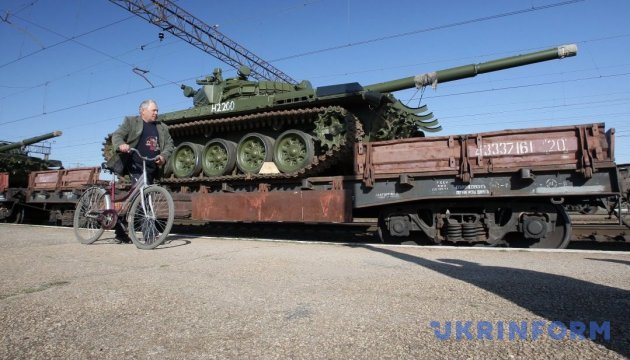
[364,44,577,93]
[0,131,62,152]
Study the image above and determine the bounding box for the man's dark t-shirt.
[129,121,161,183]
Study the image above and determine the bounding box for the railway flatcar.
[160,122,622,249]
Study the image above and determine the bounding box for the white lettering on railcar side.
[543,138,568,152]
[431,179,450,193]
[473,141,534,157]
[472,138,570,157]
[210,100,236,113]
[455,184,490,196]
[431,181,491,195]
[375,192,401,200]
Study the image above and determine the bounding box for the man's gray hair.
[139,99,158,112]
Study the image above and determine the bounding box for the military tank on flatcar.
[1,131,63,222]
[102,45,577,183]
[0,131,63,188]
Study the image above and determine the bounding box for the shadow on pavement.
[585,258,630,266]
[352,244,630,358]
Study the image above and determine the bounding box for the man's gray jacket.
[107,115,175,176]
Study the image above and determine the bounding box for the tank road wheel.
[73,187,106,244]
[236,133,274,174]
[202,139,237,176]
[172,142,203,178]
[273,130,315,173]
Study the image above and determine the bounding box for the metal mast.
[108,0,298,84]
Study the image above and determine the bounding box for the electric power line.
[271,0,585,62]
[0,13,134,70]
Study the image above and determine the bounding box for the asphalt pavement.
[0,224,628,359]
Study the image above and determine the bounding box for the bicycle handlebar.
[126,148,161,162]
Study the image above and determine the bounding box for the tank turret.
[0,131,63,188]
[103,45,577,180]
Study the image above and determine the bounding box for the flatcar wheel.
[618,201,629,227]
[376,215,400,244]
[527,206,571,249]
[236,133,274,174]
[202,139,237,176]
[172,142,203,178]
[273,130,314,173]
[15,208,24,224]
[8,206,24,224]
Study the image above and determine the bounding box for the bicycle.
[73,148,175,250]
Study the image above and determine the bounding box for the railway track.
[168,218,629,248]
[4,200,629,249]
[5,216,628,250]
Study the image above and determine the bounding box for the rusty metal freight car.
[0,167,101,225]
[166,122,620,249]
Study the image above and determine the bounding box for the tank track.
[159,105,362,185]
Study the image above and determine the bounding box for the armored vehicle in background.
[103,45,577,182]
[0,131,63,187]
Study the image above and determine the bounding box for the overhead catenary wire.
[0,13,135,70]
[2,20,627,128]
[0,0,594,103]
[2,0,628,165]
[270,0,586,62]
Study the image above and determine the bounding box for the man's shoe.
[114,234,132,244]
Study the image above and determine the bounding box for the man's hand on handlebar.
[119,146,164,165]
[118,143,130,153]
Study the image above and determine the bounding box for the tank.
[0,131,63,187]
[103,44,577,181]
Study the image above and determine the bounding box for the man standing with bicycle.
[107,99,175,242]
[109,99,174,184]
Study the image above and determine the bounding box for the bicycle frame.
[103,149,157,222]
[75,148,174,249]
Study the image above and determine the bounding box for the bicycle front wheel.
[73,187,106,244]
[127,185,175,250]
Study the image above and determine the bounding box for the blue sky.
[1,0,629,167]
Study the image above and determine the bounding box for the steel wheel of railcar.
[508,205,571,249]
[13,207,24,224]
[0,205,24,224]
[618,201,630,227]
[127,185,174,250]
[236,133,274,174]
[172,142,203,178]
[377,215,399,244]
[202,139,237,176]
[273,130,315,173]
[73,187,106,244]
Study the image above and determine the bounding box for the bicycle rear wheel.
[74,187,106,244]
[127,185,175,250]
